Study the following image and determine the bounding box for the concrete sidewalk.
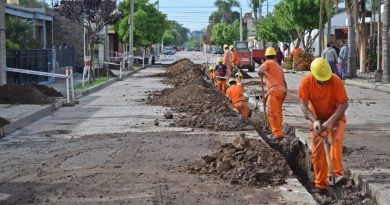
[285,70,390,93]
[244,72,390,205]
[0,66,317,204]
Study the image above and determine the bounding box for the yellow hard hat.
[235,71,243,78]
[224,44,229,49]
[310,57,332,81]
[217,57,223,63]
[265,47,276,56]
[228,77,236,84]
[229,45,234,50]
[209,65,215,71]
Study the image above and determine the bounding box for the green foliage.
[256,0,321,49]
[5,15,34,49]
[19,0,48,8]
[162,21,189,46]
[209,0,240,24]
[256,14,292,43]
[366,48,377,72]
[211,20,240,46]
[185,39,201,48]
[115,0,168,47]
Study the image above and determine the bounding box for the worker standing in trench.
[256,47,287,141]
[223,44,232,77]
[298,57,348,195]
[226,78,249,118]
[231,45,239,74]
[215,57,228,94]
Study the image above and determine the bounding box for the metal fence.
[6,49,53,84]
[54,45,75,68]
[6,46,75,84]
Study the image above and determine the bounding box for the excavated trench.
[148,59,376,205]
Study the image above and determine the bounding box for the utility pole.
[267,0,269,15]
[377,0,382,72]
[0,0,6,85]
[240,8,243,41]
[129,0,134,68]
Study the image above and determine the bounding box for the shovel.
[320,130,343,200]
[260,76,268,129]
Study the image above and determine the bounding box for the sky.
[158,0,280,31]
[44,0,280,32]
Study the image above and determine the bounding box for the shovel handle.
[321,132,336,184]
[260,76,268,127]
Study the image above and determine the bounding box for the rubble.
[188,135,292,187]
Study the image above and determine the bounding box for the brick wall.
[53,11,84,67]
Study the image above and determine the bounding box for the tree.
[345,0,357,77]
[5,15,34,49]
[115,0,168,47]
[255,14,293,43]
[264,0,321,51]
[162,21,189,46]
[55,0,120,79]
[211,20,240,46]
[209,0,240,24]
[383,0,390,83]
[248,0,265,20]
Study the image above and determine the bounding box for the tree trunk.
[327,2,332,45]
[358,11,367,73]
[377,0,382,72]
[383,0,390,83]
[319,0,324,56]
[347,1,357,78]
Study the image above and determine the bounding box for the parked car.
[194,47,200,52]
[164,47,176,55]
[212,47,224,55]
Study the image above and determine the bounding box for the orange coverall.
[232,50,238,67]
[224,49,232,77]
[216,79,227,94]
[214,64,227,94]
[226,84,249,118]
[261,60,287,137]
[298,73,348,189]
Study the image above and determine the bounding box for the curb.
[344,79,390,93]
[75,69,140,99]
[0,68,142,138]
[283,69,390,93]
[0,100,64,138]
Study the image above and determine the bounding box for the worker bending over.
[226,78,249,118]
[215,57,228,94]
[256,47,287,141]
[298,57,348,195]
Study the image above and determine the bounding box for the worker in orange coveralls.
[256,47,287,141]
[223,44,232,77]
[230,45,238,72]
[208,65,216,84]
[226,78,249,118]
[298,57,348,195]
[215,57,228,94]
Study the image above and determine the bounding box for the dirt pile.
[0,117,9,127]
[188,134,291,187]
[148,59,250,131]
[150,79,249,131]
[0,84,62,104]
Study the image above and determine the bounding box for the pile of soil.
[0,84,62,104]
[148,59,250,131]
[149,79,249,131]
[188,134,292,187]
[0,117,9,127]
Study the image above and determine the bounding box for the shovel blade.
[328,185,343,200]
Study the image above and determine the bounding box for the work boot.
[328,175,347,186]
[311,187,328,196]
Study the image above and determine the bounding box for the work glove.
[313,120,322,135]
